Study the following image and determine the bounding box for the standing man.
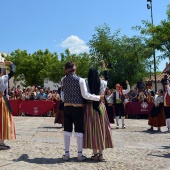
[164,84,170,133]
[62,61,104,161]
[113,81,130,129]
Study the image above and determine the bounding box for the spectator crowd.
[8,85,60,101]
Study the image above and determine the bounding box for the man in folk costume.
[62,61,104,161]
[164,84,170,132]
[113,81,130,129]
[0,61,16,150]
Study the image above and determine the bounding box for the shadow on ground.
[133,130,165,134]
[39,126,63,129]
[13,154,106,164]
[148,153,170,159]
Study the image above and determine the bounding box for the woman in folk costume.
[0,61,16,150]
[113,81,130,129]
[54,77,65,127]
[105,88,114,123]
[164,84,170,133]
[148,89,166,132]
[83,63,113,161]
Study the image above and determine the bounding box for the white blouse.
[0,75,9,94]
[86,79,107,95]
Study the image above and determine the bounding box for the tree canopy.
[88,24,152,88]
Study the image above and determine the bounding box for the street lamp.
[150,64,152,80]
[147,0,157,92]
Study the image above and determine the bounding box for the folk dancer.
[148,89,166,132]
[54,77,65,126]
[0,61,16,150]
[164,85,170,133]
[83,64,113,161]
[105,89,114,123]
[113,81,130,129]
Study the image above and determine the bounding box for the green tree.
[6,49,61,86]
[88,24,151,88]
[133,4,170,60]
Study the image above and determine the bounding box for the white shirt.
[116,85,130,99]
[108,85,130,100]
[0,75,9,95]
[105,94,113,104]
[80,78,100,101]
[86,79,107,95]
[155,95,163,106]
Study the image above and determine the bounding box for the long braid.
[88,68,101,114]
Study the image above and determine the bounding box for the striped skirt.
[83,102,113,150]
[0,97,16,140]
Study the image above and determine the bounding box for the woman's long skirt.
[148,107,166,127]
[83,102,113,150]
[0,97,16,140]
[54,101,64,125]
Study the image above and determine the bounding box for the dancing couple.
[62,61,113,161]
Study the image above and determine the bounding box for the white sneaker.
[116,124,119,129]
[78,155,87,161]
[62,155,69,161]
[122,124,126,129]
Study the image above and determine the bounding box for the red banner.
[9,100,21,116]
[19,100,54,116]
[125,102,154,115]
[9,100,154,116]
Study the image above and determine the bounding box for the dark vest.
[63,74,84,104]
[113,91,125,104]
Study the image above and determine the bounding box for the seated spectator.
[124,94,129,104]
[15,85,23,99]
[36,89,47,100]
[137,90,147,102]
[131,88,138,102]
[29,92,35,100]
[24,92,30,100]
[46,89,52,100]
[9,92,15,99]
[146,90,154,102]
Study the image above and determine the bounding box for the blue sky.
[0,0,169,71]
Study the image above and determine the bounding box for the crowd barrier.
[9,100,154,116]
[9,100,59,116]
[125,102,154,115]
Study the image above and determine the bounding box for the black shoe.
[0,144,10,150]
[148,128,153,131]
[157,128,161,132]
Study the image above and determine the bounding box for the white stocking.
[64,132,72,156]
[75,132,83,156]
[121,116,125,125]
[116,116,119,125]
